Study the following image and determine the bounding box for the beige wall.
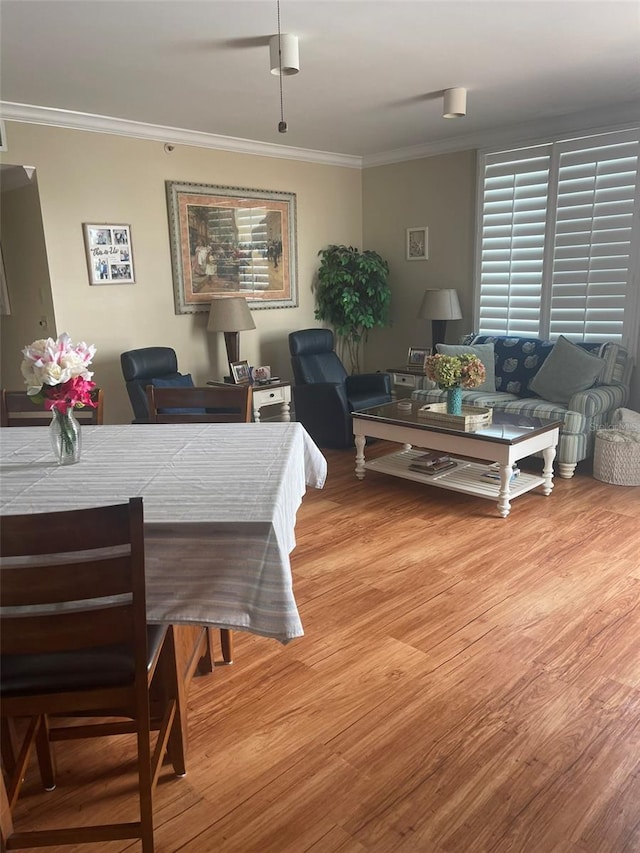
[0,122,363,422]
[1,173,57,389]
[361,150,477,371]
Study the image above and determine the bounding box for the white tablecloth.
[0,422,327,643]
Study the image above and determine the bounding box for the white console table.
[207,380,291,422]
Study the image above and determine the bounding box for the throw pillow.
[436,343,496,392]
[150,373,205,414]
[529,336,604,404]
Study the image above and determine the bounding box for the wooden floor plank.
[7,442,640,852]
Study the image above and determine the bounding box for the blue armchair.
[289,329,392,448]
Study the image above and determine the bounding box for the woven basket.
[593,430,640,486]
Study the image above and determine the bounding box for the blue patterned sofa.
[411,335,632,478]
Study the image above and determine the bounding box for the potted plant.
[314,244,391,373]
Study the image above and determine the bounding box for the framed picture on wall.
[83,223,135,285]
[165,181,298,314]
[406,226,428,261]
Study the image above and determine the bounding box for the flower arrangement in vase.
[424,353,486,415]
[21,333,97,464]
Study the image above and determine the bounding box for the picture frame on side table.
[230,360,251,384]
[83,223,135,285]
[406,226,428,261]
[166,180,298,314]
[407,347,431,370]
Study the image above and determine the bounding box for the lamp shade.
[418,289,462,321]
[442,87,467,119]
[207,298,256,333]
[269,33,299,75]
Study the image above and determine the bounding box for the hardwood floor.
[8,443,640,852]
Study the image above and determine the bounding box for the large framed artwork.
[166,181,298,313]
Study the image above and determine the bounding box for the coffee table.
[352,401,562,517]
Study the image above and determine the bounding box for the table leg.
[542,445,556,495]
[355,434,366,479]
[281,400,291,422]
[253,403,261,423]
[497,465,512,518]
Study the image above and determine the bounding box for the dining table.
[0,421,327,757]
[0,421,327,642]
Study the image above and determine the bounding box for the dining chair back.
[0,498,181,852]
[0,388,104,427]
[145,383,252,667]
[146,384,252,424]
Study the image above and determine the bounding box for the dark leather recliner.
[289,328,392,448]
[120,347,182,423]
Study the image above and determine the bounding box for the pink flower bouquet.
[21,333,97,414]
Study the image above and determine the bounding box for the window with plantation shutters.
[475,129,640,349]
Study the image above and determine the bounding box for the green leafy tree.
[314,244,391,373]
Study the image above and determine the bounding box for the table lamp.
[418,288,462,349]
[207,297,256,368]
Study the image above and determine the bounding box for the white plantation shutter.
[475,129,640,347]
[478,148,551,336]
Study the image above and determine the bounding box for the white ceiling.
[1,0,639,165]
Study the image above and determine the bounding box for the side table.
[386,367,430,399]
[207,380,291,422]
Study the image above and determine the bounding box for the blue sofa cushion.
[471,336,555,397]
[150,374,206,414]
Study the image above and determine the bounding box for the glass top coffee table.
[352,401,562,518]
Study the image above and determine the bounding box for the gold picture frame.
[166,181,298,314]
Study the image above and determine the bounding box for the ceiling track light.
[442,87,467,119]
[270,0,299,134]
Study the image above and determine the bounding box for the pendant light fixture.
[269,0,299,133]
[442,87,467,118]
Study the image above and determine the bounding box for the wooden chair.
[1,388,104,427]
[146,383,253,666]
[146,384,252,425]
[0,498,182,852]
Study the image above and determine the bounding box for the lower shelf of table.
[364,449,547,501]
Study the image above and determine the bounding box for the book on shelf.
[409,460,457,476]
[480,463,520,482]
[412,451,451,467]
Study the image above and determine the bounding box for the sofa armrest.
[346,372,391,396]
[567,383,628,418]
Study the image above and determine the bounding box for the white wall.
[0,121,362,422]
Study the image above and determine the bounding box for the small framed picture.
[83,223,135,285]
[407,347,431,369]
[252,365,271,383]
[230,360,251,384]
[406,226,428,261]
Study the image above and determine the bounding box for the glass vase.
[446,386,463,416]
[50,408,81,465]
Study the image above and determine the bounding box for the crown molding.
[362,101,640,167]
[0,102,363,169]
[2,100,638,172]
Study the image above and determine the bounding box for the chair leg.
[220,628,233,665]
[137,710,155,853]
[1,770,14,850]
[35,715,56,790]
[1,718,17,778]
